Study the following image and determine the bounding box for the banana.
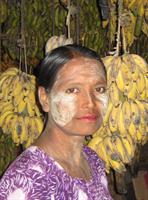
[0,102,14,115]
[128,121,137,142]
[120,135,135,162]
[109,81,120,106]
[122,100,132,130]
[93,124,108,138]
[88,135,103,149]
[107,57,121,87]
[131,54,148,74]
[137,72,146,95]
[34,105,42,117]
[116,70,125,92]
[104,136,126,173]
[17,97,27,113]
[130,101,141,129]
[102,102,113,126]
[113,134,129,163]
[26,99,35,117]
[96,140,110,173]
[2,112,14,134]
[127,81,137,99]
[109,103,121,132]
[0,110,14,127]
[18,116,28,144]
[117,105,128,136]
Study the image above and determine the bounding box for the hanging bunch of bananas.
[45,35,73,54]
[2,0,68,61]
[0,67,44,147]
[80,0,107,55]
[105,0,148,47]
[88,54,148,173]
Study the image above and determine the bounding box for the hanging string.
[76,0,80,44]
[66,0,71,39]
[0,25,1,72]
[51,0,55,36]
[20,0,27,74]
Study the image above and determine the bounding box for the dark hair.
[36,44,106,91]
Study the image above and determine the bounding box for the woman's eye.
[95,87,106,93]
[66,88,79,94]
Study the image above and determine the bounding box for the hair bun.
[45,35,73,54]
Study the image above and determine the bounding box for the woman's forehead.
[56,57,105,80]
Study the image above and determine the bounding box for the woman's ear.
[38,87,50,112]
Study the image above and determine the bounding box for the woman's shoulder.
[1,146,50,179]
[0,146,58,199]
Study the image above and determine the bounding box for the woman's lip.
[77,115,98,121]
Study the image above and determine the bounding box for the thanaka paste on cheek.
[50,92,76,126]
[96,94,108,117]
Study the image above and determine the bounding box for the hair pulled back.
[36,44,106,91]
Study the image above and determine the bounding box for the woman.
[0,45,112,200]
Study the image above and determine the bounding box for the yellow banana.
[130,101,141,129]
[137,73,146,95]
[97,140,110,173]
[116,70,125,92]
[104,135,126,172]
[131,54,148,74]
[2,112,14,134]
[17,98,27,113]
[122,100,132,130]
[113,134,129,163]
[18,116,28,144]
[102,102,113,126]
[117,104,128,136]
[120,135,135,162]
[0,110,14,127]
[109,103,121,132]
[109,82,120,106]
[127,81,137,99]
[128,122,137,142]
[88,134,103,149]
[26,99,35,117]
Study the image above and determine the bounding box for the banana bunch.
[88,54,148,173]
[45,35,73,54]
[0,67,44,147]
[106,0,148,48]
[88,129,136,173]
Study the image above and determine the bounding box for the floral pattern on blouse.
[0,145,113,200]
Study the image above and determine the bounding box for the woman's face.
[41,57,108,136]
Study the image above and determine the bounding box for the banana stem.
[122,27,128,54]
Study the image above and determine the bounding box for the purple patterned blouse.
[0,146,113,200]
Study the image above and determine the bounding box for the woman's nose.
[81,91,95,109]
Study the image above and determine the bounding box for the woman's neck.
[35,126,85,166]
